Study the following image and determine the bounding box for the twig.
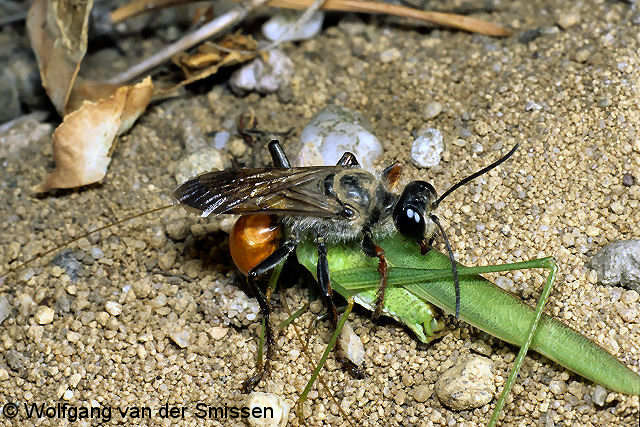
[270,0,511,36]
[111,0,192,23]
[107,0,271,85]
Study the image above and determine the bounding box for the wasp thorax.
[332,171,377,217]
[392,181,438,241]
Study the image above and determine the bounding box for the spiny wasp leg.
[242,241,297,393]
[362,229,389,320]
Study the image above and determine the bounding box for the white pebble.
[337,321,365,366]
[411,128,444,168]
[230,49,294,94]
[105,301,122,316]
[246,392,290,427]
[297,105,383,169]
[35,306,54,325]
[262,11,324,42]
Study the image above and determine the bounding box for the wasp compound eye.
[393,181,437,240]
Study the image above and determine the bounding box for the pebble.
[557,11,581,29]
[435,356,495,410]
[246,392,290,427]
[229,49,294,95]
[380,48,401,63]
[589,240,640,292]
[591,385,608,407]
[297,105,383,169]
[35,306,54,325]
[411,128,444,168]
[207,326,228,340]
[574,47,591,63]
[622,173,635,187]
[174,147,226,184]
[262,11,324,42]
[424,101,443,119]
[0,295,10,325]
[169,328,190,348]
[337,321,365,366]
[0,368,8,381]
[105,301,122,316]
[213,130,230,149]
[413,384,432,402]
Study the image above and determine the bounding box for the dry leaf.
[35,77,154,192]
[172,34,258,78]
[27,0,93,116]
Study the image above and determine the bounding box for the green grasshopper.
[293,234,640,425]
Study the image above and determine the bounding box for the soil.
[1,0,640,425]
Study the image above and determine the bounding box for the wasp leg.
[267,139,292,168]
[317,239,366,379]
[242,240,298,393]
[317,239,339,327]
[336,152,360,167]
[362,229,388,320]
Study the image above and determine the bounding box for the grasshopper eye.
[393,181,437,240]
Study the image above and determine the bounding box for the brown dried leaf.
[26,0,93,116]
[163,34,258,95]
[35,77,154,192]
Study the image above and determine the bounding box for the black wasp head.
[392,181,438,241]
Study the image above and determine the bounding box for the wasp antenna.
[4,203,176,274]
[430,214,460,318]
[435,144,519,207]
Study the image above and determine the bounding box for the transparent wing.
[173,167,347,218]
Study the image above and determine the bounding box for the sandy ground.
[2,0,640,425]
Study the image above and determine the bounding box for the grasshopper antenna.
[435,144,519,207]
[4,203,175,275]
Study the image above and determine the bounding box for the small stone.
[574,48,591,63]
[246,392,290,427]
[105,301,122,316]
[158,251,176,270]
[169,328,190,348]
[525,101,543,111]
[592,385,608,407]
[380,48,401,63]
[0,368,8,381]
[393,389,406,405]
[337,321,365,366]
[69,373,82,387]
[610,201,624,215]
[63,389,73,400]
[262,11,324,42]
[474,121,491,136]
[35,306,54,324]
[414,384,432,402]
[229,49,294,95]
[0,295,11,325]
[549,380,567,395]
[132,277,153,298]
[207,326,228,340]
[435,356,495,410]
[411,128,444,168]
[557,11,581,29]
[66,331,82,342]
[589,240,640,291]
[623,174,635,187]
[213,130,230,149]
[228,138,248,158]
[297,105,383,169]
[174,147,226,184]
[585,225,600,237]
[424,102,443,119]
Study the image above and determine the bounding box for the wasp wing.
[173,167,346,218]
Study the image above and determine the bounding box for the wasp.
[173,139,518,391]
